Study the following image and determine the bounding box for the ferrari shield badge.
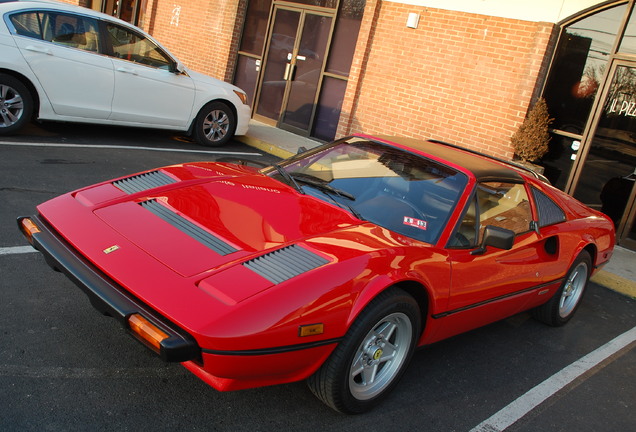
[103,245,120,254]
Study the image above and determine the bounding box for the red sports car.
[18,135,615,413]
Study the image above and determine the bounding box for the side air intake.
[243,245,329,284]
[113,171,177,194]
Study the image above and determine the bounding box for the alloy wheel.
[202,109,230,143]
[0,84,24,128]
[558,260,588,318]
[349,312,413,400]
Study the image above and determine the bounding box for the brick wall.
[338,2,555,159]
[139,0,244,82]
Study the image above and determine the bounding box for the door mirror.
[173,61,186,75]
[471,225,515,255]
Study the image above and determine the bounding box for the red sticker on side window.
[403,216,427,230]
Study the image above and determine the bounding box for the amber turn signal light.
[19,218,41,244]
[299,323,324,337]
[127,313,169,351]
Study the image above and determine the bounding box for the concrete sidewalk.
[235,120,636,299]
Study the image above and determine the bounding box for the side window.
[450,181,532,248]
[478,182,532,238]
[531,187,566,227]
[449,194,478,247]
[42,13,100,52]
[105,23,173,70]
[9,12,43,40]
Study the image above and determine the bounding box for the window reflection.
[619,6,636,54]
[573,65,636,227]
[234,55,258,106]
[326,0,365,76]
[314,77,347,141]
[543,4,627,134]
[239,0,272,56]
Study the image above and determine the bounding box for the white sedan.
[0,1,250,146]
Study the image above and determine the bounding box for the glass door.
[101,0,144,26]
[279,12,332,134]
[572,62,636,244]
[254,6,333,136]
[255,8,301,124]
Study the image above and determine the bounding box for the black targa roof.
[373,136,526,183]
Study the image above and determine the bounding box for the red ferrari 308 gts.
[19,135,615,413]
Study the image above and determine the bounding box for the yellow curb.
[592,271,636,299]
[236,135,295,160]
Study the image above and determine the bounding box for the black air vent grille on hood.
[113,170,177,194]
[243,244,329,284]
[139,199,238,256]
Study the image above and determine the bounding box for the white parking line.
[0,246,37,255]
[0,141,263,156]
[470,325,636,432]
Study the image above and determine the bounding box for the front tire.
[0,73,33,135]
[532,250,591,326]
[192,101,236,147]
[308,288,421,414]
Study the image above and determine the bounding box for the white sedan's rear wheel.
[0,73,33,135]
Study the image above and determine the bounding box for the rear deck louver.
[243,245,329,284]
[113,170,177,194]
[139,199,237,256]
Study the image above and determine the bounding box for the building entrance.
[254,6,334,136]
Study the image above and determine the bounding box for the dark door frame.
[252,3,336,137]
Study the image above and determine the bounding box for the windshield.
[266,137,468,244]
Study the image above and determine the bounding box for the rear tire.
[0,73,33,135]
[307,287,421,414]
[532,250,591,326]
[192,101,236,147]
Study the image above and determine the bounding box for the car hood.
[75,162,361,278]
[186,68,244,94]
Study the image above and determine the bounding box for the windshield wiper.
[291,175,364,220]
[291,175,356,201]
[272,163,304,194]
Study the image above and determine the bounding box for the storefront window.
[239,0,272,56]
[313,77,347,140]
[288,0,338,8]
[539,3,628,191]
[543,4,628,134]
[325,0,365,76]
[573,65,636,226]
[618,6,636,54]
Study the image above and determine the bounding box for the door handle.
[116,66,138,76]
[283,63,293,81]
[25,45,52,55]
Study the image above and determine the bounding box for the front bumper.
[17,215,200,363]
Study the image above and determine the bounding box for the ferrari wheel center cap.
[372,348,383,361]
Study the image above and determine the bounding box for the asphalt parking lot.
[1,122,635,431]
